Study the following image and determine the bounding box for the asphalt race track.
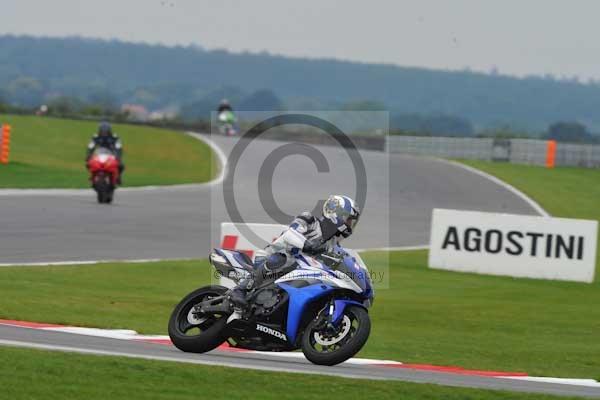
[2,133,580,397]
[0,134,541,264]
[0,324,598,398]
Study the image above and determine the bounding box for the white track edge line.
[0,258,195,267]
[185,132,227,186]
[2,339,599,388]
[5,319,600,387]
[437,159,550,217]
[0,322,401,366]
[0,339,389,381]
[354,245,429,252]
[0,246,429,267]
[505,376,600,388]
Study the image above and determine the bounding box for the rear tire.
[301,305,370,366]
[168,286,230,353]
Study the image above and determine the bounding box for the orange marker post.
[0,124,11,164]
[545,140,556,169]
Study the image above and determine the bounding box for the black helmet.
[98,122,113,136]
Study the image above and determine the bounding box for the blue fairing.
[332,299,366,324]
[337,254,373,302]
[277,282,334,343]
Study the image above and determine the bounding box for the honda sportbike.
[168,244,374,366]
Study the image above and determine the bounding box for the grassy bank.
[1,252,599,379]
[459,161,600,276]
[0,115,217,187]
[0,346,577,400]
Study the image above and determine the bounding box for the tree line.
[1,35,599,142]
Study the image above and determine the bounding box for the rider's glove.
[302,238,327,255]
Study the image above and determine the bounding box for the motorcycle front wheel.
[105,189,114,204]
[168,285,229,353]
[301,305,370,366]
[94,176,114,204]
[96,190,109,204]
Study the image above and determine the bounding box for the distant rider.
[229,195,361,308]
[216,99,238,135]
[86,122,124,184]
[217,99,233,114]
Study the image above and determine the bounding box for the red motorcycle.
[87,148,120,204]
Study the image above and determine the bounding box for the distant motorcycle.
[87,148,119,204]
[217,110,238,136]
[168,243,374,366]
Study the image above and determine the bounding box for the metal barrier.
[555,143,600,168]
[509,139,548,166]
[385,136,600,168]
[385,136,493,160]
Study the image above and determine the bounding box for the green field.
[460,161,600,276]
[1,251,599,380]
[0,346,574,400]
[0,115,218,187]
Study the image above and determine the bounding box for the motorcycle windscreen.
[334,254,370,293]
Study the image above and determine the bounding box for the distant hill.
[2,35,600,132]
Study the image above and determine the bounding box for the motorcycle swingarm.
[196,295,231,314]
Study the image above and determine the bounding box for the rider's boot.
[228,254,285,309]
[229,288,248,308]
[228,278,255,308]
[117,164,124,185]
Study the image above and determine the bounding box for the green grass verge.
[459,160,600,277]
[0,115,218,187]
[0,346,577,400]
[1,253,599,380]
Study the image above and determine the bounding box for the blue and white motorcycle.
[168,242,374,366]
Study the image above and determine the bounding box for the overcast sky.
[3,0,600,80]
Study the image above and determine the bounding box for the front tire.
[96,190,106,203]
[301,305,370,366]
[105,189,114,204]
[168,286,229,353]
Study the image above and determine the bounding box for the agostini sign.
[428,209,598,283]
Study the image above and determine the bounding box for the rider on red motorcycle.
[86,122,124,184]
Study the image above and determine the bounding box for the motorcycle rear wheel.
[301,305,370,366]
[168,285,230,353]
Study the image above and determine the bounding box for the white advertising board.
[428,209,598,283]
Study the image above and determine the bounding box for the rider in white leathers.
[229,195,361,307]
